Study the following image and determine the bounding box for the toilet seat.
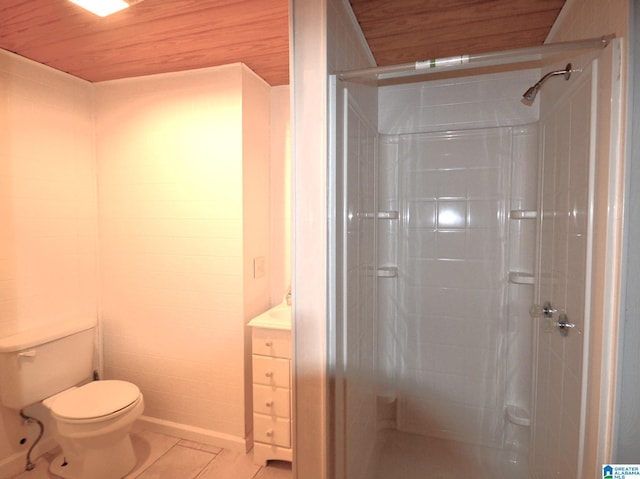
[48,380,141,421]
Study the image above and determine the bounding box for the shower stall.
[331,38,616,479]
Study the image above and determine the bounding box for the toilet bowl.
[43,380,144,479]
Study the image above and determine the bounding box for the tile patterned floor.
[10,425,532,479]
[11,427,292,479]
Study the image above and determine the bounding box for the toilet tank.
[0,318,96,409]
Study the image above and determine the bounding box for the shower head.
[521,63,572,106]
[522,84,541,104]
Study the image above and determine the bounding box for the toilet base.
[49,434,137,479]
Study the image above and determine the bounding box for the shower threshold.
[368,429,531,479]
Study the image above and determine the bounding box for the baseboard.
[135,416,251,453]
[0,437,57,479]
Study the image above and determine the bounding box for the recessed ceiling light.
[69,0,143,17]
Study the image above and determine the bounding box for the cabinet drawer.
[253,356,290,388]
[253,413,291,448]
[252,328,291,359]
[253,384,290,417]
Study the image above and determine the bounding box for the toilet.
[0,318,144,479]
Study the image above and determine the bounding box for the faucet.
[285,285,292,306]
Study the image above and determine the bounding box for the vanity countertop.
[248,303,291,331]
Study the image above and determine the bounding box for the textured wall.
[269,86,291,307]
[0,50,97,475]
[0,49,285,478]
[94,64,270,445]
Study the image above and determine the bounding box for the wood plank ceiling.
[0,0,566,86]
[0,0,290,85]
[349,0,567,67]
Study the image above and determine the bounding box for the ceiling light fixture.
[69,0,143,17]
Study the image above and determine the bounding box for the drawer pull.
[265,341,273,347]
[265,429,274,437]
[265,371,274,377]
[265,401,273,407]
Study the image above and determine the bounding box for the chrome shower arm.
[536,64,572,87]
[522,63,572,104]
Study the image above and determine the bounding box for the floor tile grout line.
[192,453,218,479]
[176,439,223,456]
[138,442,220,479]
[129,439,182,479]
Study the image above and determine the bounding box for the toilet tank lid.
[0,318,96,353]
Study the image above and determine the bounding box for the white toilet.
[0,318,144,479]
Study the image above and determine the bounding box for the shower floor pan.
[369,430,531,479]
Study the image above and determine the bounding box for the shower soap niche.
[508,272,534,285]
[377,266,398,278]
[358,211,399,220]
[509,210,537,220]
[505,405,531,427]
[376,211,399,220]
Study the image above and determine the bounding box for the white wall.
[0,50,97,475]
[241,67,273,433]
[270,86,291,306]
[0,52,287,476]
[94,63,270,447]
[0,53,97,340]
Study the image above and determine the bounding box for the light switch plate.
[254,257,265,278]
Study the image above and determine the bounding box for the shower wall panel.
[377,70,542,448]
[376,136,399,397]
[504,124,539,454]
[378,69,540,135]
[531,59,596,479]
[395,128,511,446]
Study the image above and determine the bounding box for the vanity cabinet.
[249,307,292,465]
